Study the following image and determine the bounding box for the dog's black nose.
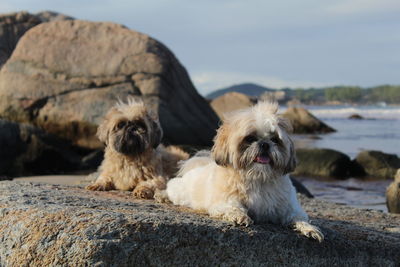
[259,141,269,150]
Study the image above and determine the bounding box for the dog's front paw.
[86,181,114,191]
[307,228,324,242]
[224,210,253,227]
[133,186,154,199]
[293,221,324,242]
[154,189,171,203]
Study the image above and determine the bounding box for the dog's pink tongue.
[255,155,270,164]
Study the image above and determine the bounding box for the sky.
[2,0,400,95]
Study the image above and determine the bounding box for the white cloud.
[191,71,334,95]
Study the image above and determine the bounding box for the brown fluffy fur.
[86,99,188,199]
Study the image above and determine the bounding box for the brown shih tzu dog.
[157,101,324,242]
[86,99,188,199]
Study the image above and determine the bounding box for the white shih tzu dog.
[157,101,324,242]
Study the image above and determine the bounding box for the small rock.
[293,148,352,179]
[210,92,254,119]
[354,150,400,179]
[282,107,335,134]
[348,113,364,120]
[259,90,287,103]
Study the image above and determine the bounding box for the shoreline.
[296,176,391,212]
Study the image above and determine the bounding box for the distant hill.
[206,83,274,99]
[206,83,400,104]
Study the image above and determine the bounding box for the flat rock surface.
[13,175,86,185]
[0,181,399,266]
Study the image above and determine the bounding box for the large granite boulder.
[293,148,354,179]
[386,169,400,214]
[0,181,399,266]
[210,92,254,119]
[0,11,41,68]
[282,107,335,134]
[0,11,74,70]
[0,20,219,148]
[0,119,84,177]
[355,150,400,179]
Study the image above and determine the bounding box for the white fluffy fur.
[160,101,324,242]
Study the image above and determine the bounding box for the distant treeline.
[293,85,400,104]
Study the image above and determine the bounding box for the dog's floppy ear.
[277,116,293,133]
[284,138,297,174]
[146,109,163,148]
[212,124,231,166]
[277,116,297,174]
[150,119,163,148]
[96,122,109,145]
[96,108,118,145]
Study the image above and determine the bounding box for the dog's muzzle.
[253,142,272,164]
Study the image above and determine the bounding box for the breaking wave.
[283,106,400,120]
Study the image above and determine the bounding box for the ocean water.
[284,105,400,212]
[302,105,400,158]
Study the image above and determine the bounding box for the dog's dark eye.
[271,136,280,144]
[244,135,257,144]
[117,121,126,129]
[135,121,146,130]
